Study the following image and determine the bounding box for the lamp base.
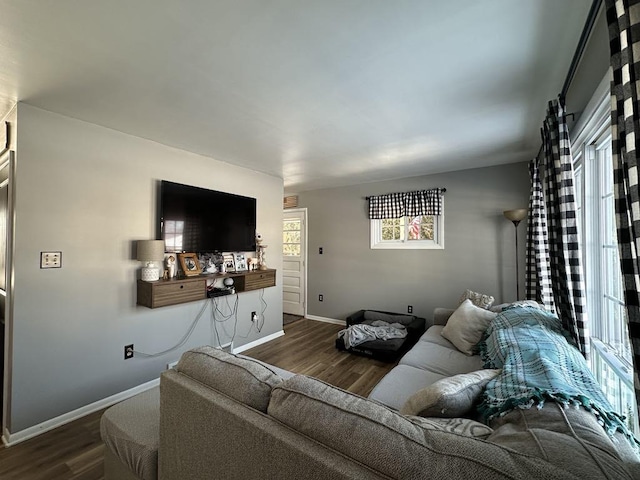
[141,264,160,282]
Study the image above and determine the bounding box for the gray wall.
[9,103,283,432]
[565,5,609,124]
[298,162,529,322]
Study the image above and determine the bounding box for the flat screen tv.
[158,181,256,253]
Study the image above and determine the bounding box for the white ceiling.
[0,1,592,192]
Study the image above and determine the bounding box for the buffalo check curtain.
[525,99,589,357]
[368,188,444,219]
[525,159,555,311]
[606,0,640,416]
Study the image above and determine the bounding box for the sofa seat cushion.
[368,364,450,410]
[176,346,284,412]
[100,387,160,480]
[418,325,458,349]
[399,339,484,376]
[268,375,578,479]
[488,404,639,479]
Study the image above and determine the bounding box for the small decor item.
[223,254,235,272]
[179,252,202,276]
[256,233,268,270]
[223,276,235,294]
[234,252,248,272]
[166,254,177,278]
[137,240,165,282]
[257,244,268,270]
[205,257,218,274]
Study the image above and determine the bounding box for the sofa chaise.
[100,306,640,479]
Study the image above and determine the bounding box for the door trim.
[283,208,308,317]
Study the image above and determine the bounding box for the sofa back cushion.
[268,375,576,479]
[176,346,283,412]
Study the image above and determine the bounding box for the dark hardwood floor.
[0,319,396,479]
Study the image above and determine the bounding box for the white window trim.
[370,214,444,250]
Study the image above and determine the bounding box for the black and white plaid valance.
[368,188,445,219]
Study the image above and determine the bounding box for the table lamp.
[137,240,165,282]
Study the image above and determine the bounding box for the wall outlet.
[319,294,323,302]
[251,311,258,322]
[124,344,134,360]
[408,305,413,314]
[319,247,323,254]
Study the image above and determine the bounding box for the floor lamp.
[503,209,528,300]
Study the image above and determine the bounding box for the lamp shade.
[503,209,528,222]
[137,240,165,262]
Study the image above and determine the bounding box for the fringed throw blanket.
[477,306,637,445]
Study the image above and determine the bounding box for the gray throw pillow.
[406,416,494,439]
[400,369,501,418]
[459,289,495,309]
[441,299,497,355]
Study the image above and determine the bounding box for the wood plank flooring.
[0,319,396,479]
[244,318,397,397]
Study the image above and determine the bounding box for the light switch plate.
[41,251,62,269]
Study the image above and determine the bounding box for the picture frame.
[234,252,248,272]
[178,252,202,276]
[223,253,235,272]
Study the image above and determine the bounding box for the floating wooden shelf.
[137,269,276,308]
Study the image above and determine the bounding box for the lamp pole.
[503,209,528,301]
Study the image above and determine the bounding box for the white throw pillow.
[459,289,495,309]
[400,369,501,418]
[441,299,497,355]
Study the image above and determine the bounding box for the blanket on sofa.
[337,321,407,349]
[477,306,637,446]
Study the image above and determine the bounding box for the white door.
[282,209,306,316]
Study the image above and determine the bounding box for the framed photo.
[234,252,248,272]
[223,254,235,272]
[179,253,202,276]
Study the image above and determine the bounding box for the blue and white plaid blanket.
[477,306,636,444]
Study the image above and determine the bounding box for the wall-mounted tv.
[158,181,256,253]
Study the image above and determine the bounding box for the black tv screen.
[158,181,256,253]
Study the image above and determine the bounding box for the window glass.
[283,219,301,256]
[371,213,443,250]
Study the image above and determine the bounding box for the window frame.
[570,72,638,432]
[370,212,444,250]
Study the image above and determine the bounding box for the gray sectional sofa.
[101,309,640,480]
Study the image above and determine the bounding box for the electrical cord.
[134,299,209,358]
[210,294,239,347]
[134,287,263,357]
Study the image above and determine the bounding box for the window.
[571,77,638,433]
[283,218,301,256]
[371,214,443,249]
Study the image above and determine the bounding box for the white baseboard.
[305,314,345,325]
[1,330,286,447]
[1,378,159,447]
[233,330,284,354]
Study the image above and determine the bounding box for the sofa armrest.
[433,308,455,326]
